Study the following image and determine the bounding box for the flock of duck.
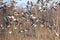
[0,0,60,37]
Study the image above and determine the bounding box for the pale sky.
[3,0,60,8]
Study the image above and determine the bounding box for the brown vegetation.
[0,2,60,40]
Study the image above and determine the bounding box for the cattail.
[30,2,33,6]
[27,1,29,5]
[58,3,60,5]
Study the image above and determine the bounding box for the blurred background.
[0,0,60,40]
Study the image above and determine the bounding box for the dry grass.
[0,5,60,40]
